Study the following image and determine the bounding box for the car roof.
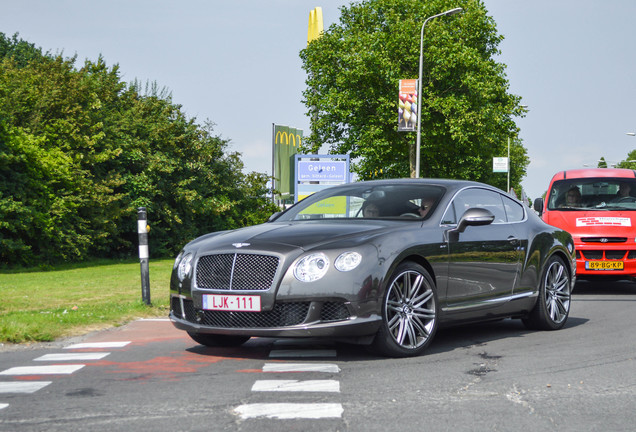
[352,178,496,190]
[550,168,636,181]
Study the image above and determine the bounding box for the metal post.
[507,137,511,193]
[137,207,151,305]
[415,7,463,178]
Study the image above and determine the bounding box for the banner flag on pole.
[273,124,303,200]
[398,79,417,131]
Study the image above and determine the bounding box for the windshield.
[547,178,636,211]
[276,183,445,221]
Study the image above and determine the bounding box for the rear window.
[547,178,636,211]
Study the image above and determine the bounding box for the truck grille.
[581,237,627,243]
[580,250,627,260]
[195,253,279,291]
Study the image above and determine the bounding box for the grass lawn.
[0,258,173,344]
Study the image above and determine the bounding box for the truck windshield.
[547,178,636,211]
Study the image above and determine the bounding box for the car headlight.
[177,253,194,281]
[173,251,184,269]
[335,252,362,272]
[294,253,329,282]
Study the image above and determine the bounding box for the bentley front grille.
[171,298,352,328]
[195,253,279,291]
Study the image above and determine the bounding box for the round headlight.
[294,253,329,282]
[177,253,194,281]
[335,252,362,272]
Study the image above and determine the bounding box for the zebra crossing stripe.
[0,364,85,375]
[234,403,343,419]
[269,349,337,358]
[262,363,340,373]
[64,342,130,349]
[34,353,110,361]
[0,381,52,393]
[252,380,340,392]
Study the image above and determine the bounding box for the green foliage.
[300,0,529,190]
[616,150,636,169]
[0,33,277,267]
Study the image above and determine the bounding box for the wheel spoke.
[412,308,435,320]
[387,299,403,313]
[404,319,418,347]
[411,289,433,308]
[387,313,401,331]
[411,315,430,339]
[408,274,423,299]
[395,317,407,344]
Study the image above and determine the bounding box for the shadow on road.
[573,279,636,296]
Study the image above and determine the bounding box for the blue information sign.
[297,161,347,182]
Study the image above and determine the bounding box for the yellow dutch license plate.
[585,261,624,270]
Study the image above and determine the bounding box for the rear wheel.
[523,255,571,330]
[372,262,438,357]
[187,332,250,347]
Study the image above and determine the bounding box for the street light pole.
[415,7,463,178]
[507,137,510,193]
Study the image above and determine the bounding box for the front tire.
[523,255,571,330]
[372,262,438,357]
[187,332,250,347]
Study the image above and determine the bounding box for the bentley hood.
[186,220,394,255]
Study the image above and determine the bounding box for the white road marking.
[269,349,337,358]
[252,379,340,392]
[64,342,130,349]
[0,364,85,375]
[0,403,8,410]
[0,381,52,393]
[234,403,343,419]
[34,353,110,361]
[262,363,340,373]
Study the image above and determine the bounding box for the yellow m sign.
[273,124,303,199]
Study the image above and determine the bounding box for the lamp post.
[414,7,463,178]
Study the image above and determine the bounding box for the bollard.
[137,207,151,305]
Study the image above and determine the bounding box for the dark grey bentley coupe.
[170,179,575,357]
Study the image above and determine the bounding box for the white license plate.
[202,294,261,312]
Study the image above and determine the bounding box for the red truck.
[534,168,636,281]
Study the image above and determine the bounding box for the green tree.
[300,0,528,191]
[0,33,277,267]
[617,150,636,169]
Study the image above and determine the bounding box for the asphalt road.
[1,280,635,432]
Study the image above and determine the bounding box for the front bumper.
[575,244,636,278]
[169,295,381,339]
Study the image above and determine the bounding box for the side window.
[502,195,525,222]
[441,203,457,225]
[445,188,507,224]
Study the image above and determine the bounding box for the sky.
[2,0,636,201]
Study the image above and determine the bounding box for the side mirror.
[267,212,282,222]
[456,207,495,233]
[533,198,544,216]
